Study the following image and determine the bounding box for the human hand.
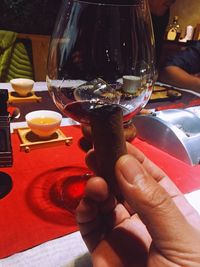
[76,143,200,267]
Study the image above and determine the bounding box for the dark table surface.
[9,87,199,123]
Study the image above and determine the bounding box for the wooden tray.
[16,128,73,152]
[150,85,182,102]
[8,91,42,103]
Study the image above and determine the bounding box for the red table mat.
[0,125,88,259]
[0,125,200,259]
[133,139,200,194]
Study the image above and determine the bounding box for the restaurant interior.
[0,0,200,266]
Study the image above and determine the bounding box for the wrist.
[191,76,200,92]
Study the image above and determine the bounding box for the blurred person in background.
[159,41,200,93]
[149,0,176,66]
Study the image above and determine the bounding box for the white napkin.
[185,189,200,214]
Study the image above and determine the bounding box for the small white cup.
[25,110,62,138]
[10,78,34,96]
[122,75,141,94]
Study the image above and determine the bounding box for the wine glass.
[46,0,155,210]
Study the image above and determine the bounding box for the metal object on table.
[132,109,200,165]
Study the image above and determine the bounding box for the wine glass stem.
[90,105,127,201]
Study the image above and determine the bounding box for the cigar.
[90,104,127,199]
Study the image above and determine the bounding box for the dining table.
[0,81,200,267]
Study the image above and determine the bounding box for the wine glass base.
[81,121,136,143]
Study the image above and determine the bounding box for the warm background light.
[170,0,200,38]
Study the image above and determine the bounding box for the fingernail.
[117,155,144,185]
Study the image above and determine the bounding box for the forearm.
[159,66,200,93]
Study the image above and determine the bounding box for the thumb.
[115,154,192,244]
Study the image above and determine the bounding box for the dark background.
[0,0,62,35]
